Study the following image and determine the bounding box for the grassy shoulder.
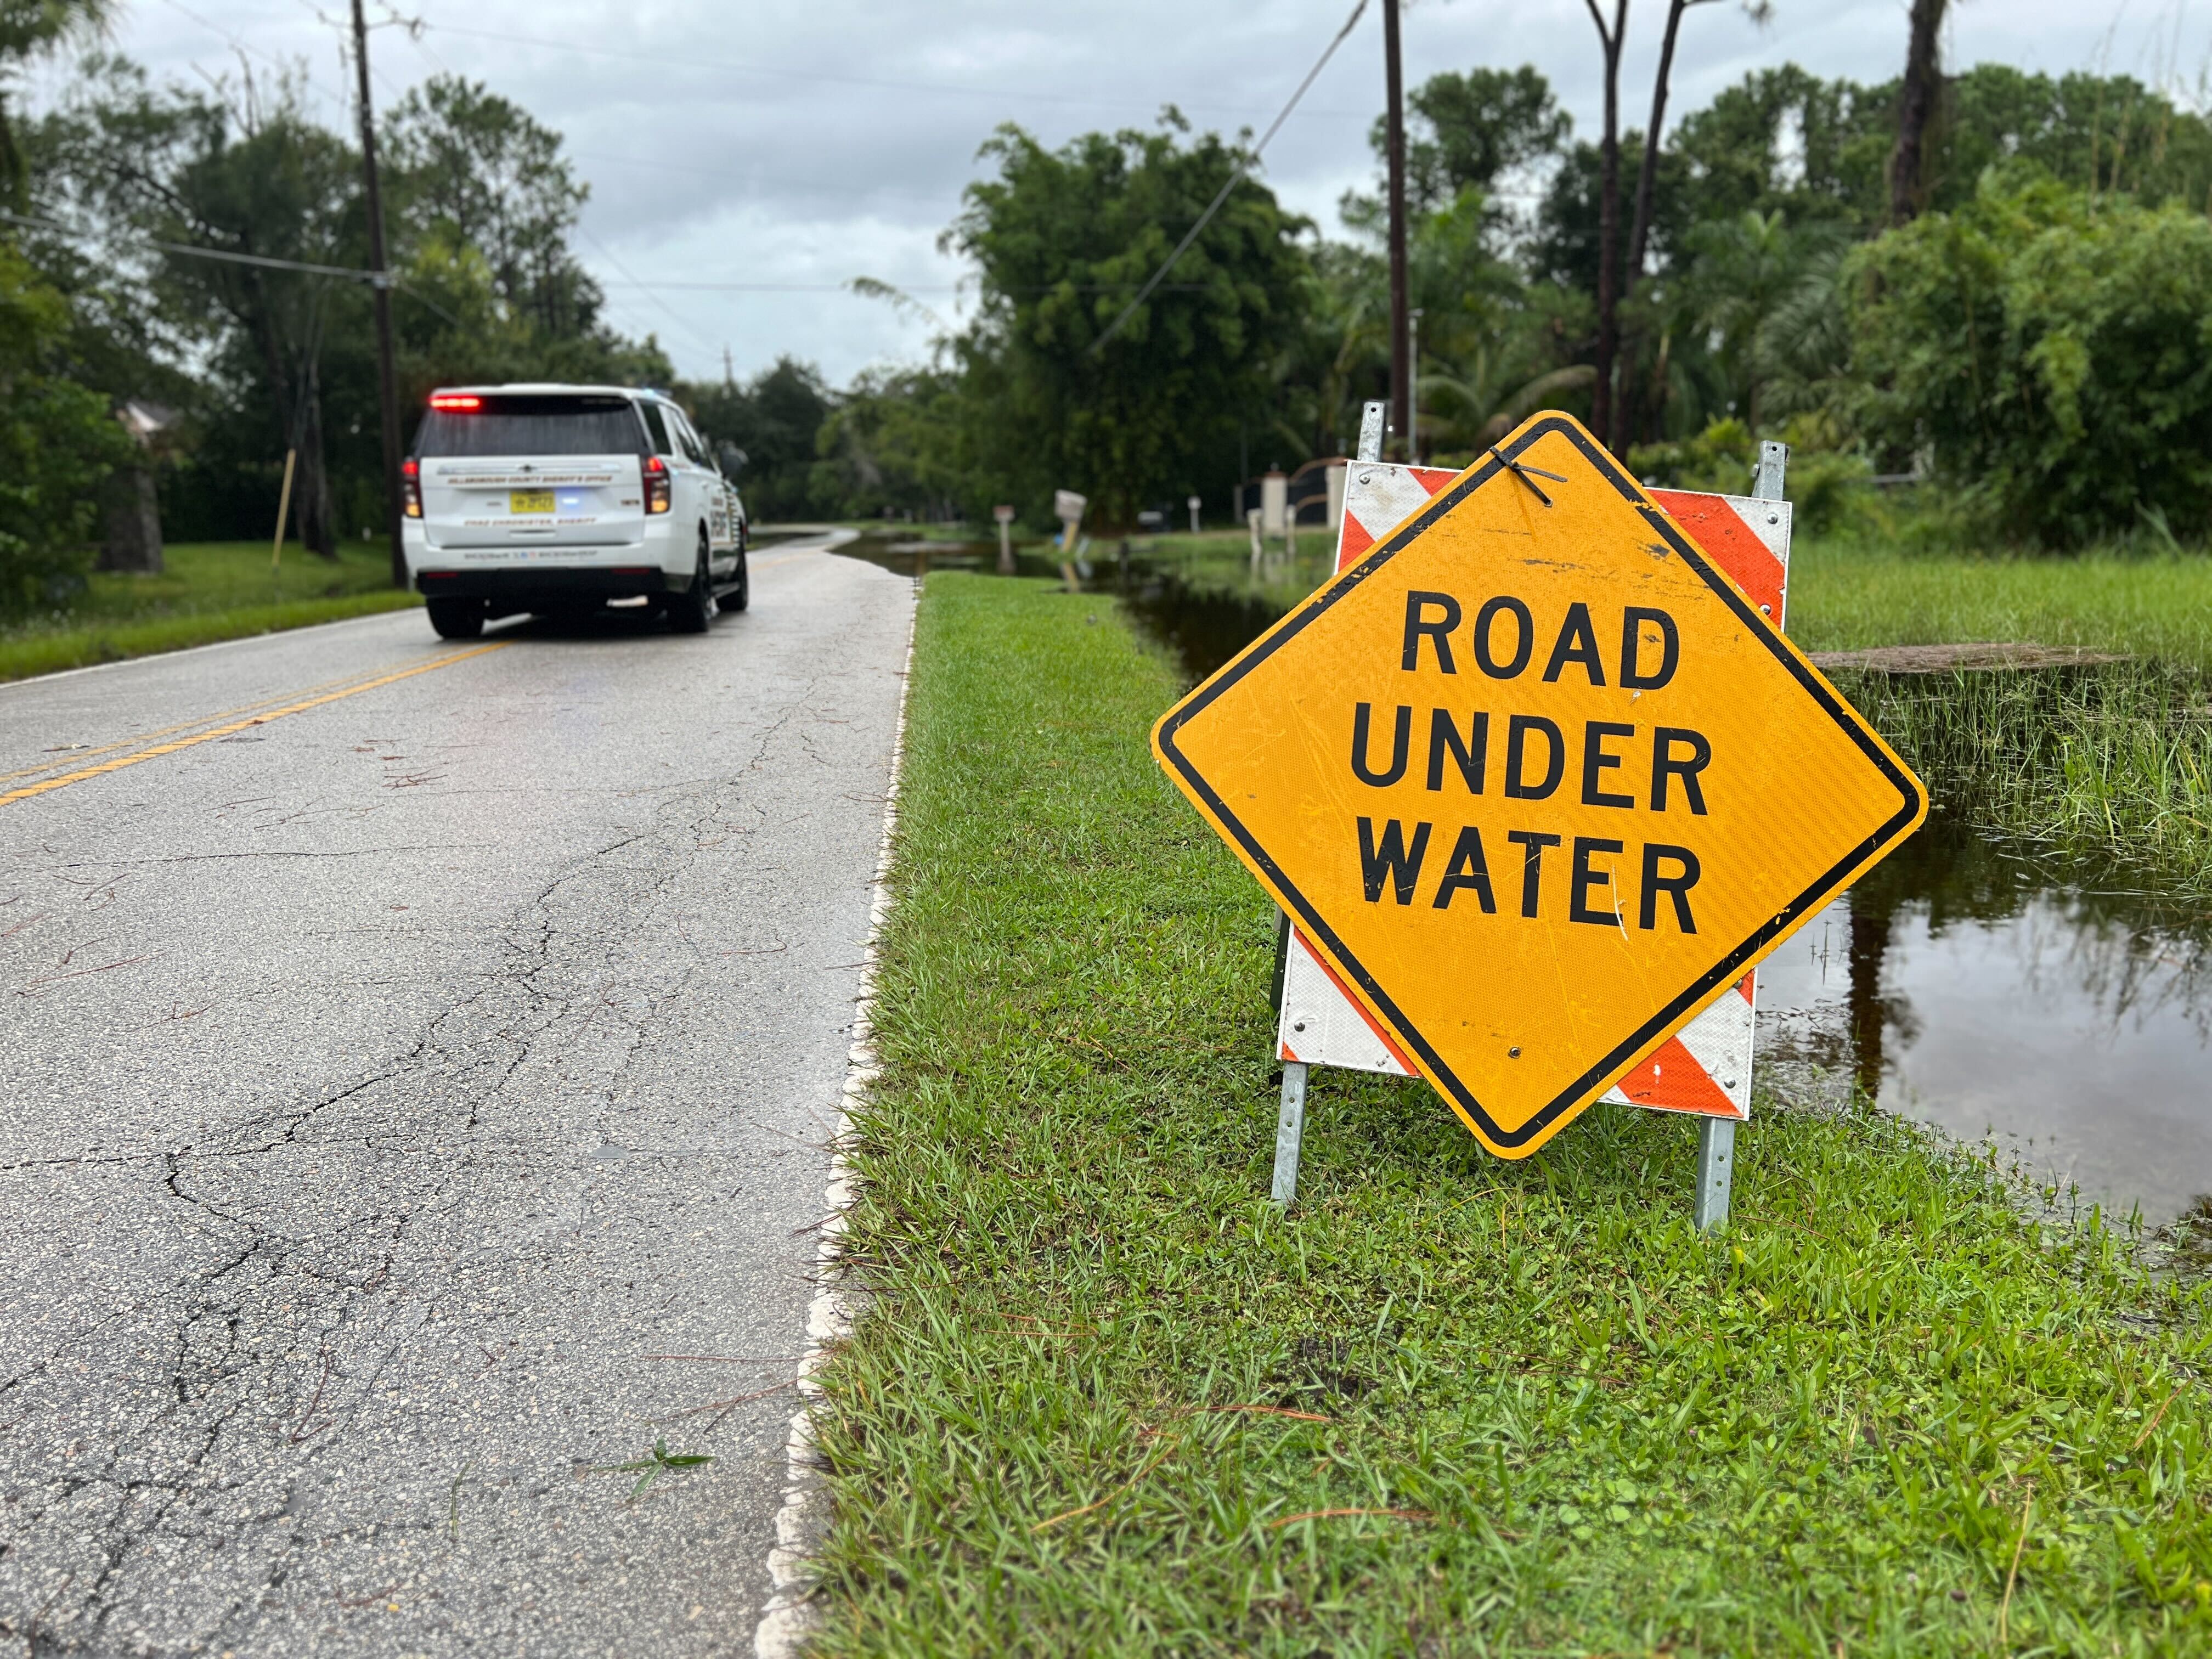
[0,540,418,682]
[817,572,2210,1656]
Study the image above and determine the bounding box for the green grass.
[814,573,2210,1657]
[0,539,418,682]
[1838,662,2212,903]
[1790,541,2212,672]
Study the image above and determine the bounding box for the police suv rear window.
[414,396,647,458]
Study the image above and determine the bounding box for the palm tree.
[1419,347,1597,454]
[1675,210,1845,432]
[1752,244,1852,427]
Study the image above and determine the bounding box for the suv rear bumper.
[415,566,684,610]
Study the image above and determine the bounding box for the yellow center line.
[0,661,442,788]
[1,641,512,808]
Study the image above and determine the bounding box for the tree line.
[895,33,2212,545]
[3,4,2210,617]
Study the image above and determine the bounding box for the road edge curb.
[753,578,918,1658]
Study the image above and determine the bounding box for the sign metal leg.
[1694,1116,1735,1231]
[1272,1062,1308,1206]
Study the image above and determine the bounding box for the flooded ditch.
[821,541,2212,1226]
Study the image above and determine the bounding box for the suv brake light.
[428,393,480,411]
[644,454,671,515]
[402,457,422,518]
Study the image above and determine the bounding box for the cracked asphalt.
[0,545,912,1656]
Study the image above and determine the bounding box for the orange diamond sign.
[1153,414,1927,1158]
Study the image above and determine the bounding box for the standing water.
[1756,815,2212,1222]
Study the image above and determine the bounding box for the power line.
[0,207,377,278]
[574,221,723,358]
[1091,0,1371,356]
[1,208,458,328]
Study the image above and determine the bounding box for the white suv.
[402,383,749,639]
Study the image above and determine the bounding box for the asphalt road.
[0,541,911,1656]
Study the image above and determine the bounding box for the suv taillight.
[644,454,671,515]
[402,457,422,519]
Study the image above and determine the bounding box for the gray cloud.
[41,0,2212,382]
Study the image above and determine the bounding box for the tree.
[945,116,1310,526]
[1618,2,1752,452]
[32,55,671,546]
[1674,207,1843,431]
[681,356,839,521]
[1888,0,1948,224]
[1272,239,1388,464]
[0,240,131,611]
[1849,173,2212,544]
[1346,65,1568,232]
[1667,63,1893,230]
[0,0,109,199]
[1938,66,2212,211]
[384,76,601,338]
[1420,346,1595,453]
[815,365,972,521]
[1408,66,1571,211]
[44,63,363,556]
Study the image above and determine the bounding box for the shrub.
[1628,415,1872,536]
[1847,172,2212,548]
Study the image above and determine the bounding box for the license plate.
[510,490,555,515]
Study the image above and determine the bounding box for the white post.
[1693,437,1790,1234]
[1269,404,1391,1209]
[1694,1118,1734,1231]
[1272,1062,1309,1205]
[1260,471,1288,543]
[1187,493,1201,535]
[1247,507,1263,573]
[1358,400,1386,465]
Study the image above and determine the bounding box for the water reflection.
[1759,816,2212,1221]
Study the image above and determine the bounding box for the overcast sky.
[34,0,2212,386]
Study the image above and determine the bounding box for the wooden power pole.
[351,0,407,588]
[1382,0,1409,459]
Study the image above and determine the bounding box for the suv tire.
[427,597,484,640]
[723,545,749,613]
[668,539,713,634]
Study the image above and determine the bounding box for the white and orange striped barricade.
[1152,407,1922,1228]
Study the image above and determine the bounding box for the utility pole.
[1382,0,1410,460]
[351,0,405,589]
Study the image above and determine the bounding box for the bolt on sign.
[1152,413,1928,1159]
